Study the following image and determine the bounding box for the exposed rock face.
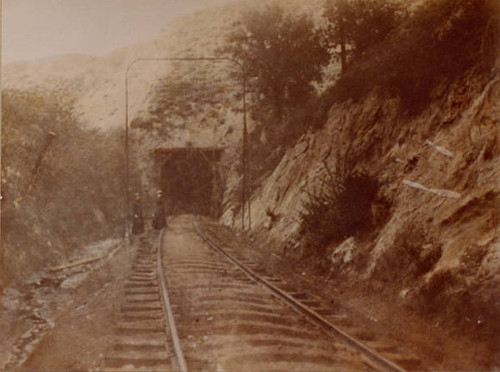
[227,68,499,323]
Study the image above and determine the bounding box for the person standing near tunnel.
[131,192,145,235]
[152,189,166,230]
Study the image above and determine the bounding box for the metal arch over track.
[124,57,251,237]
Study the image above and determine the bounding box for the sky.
[2,0,242,64]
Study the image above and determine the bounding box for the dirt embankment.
[225,66,499,351]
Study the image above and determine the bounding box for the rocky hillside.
[223,0,499,347]
[234,66,498,310]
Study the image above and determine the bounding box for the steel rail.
[157,228,188,372]
[193,216,407,372]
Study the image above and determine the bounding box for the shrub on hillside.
[299,171,379,256]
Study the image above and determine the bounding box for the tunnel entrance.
[154,147,223,218]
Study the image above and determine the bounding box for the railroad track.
[158,215,424,371]
[103,231,186,371]
[103,215,422,371]
[194,217,424,371]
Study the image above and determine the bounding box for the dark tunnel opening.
[159,149,222,217]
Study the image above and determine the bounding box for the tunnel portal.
[154,147,223,218]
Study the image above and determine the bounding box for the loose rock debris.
[0,238,122,370]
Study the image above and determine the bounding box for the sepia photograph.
[1,0,498,370]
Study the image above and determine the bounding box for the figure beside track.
[152,189,166,230]
[131,192,145,235]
